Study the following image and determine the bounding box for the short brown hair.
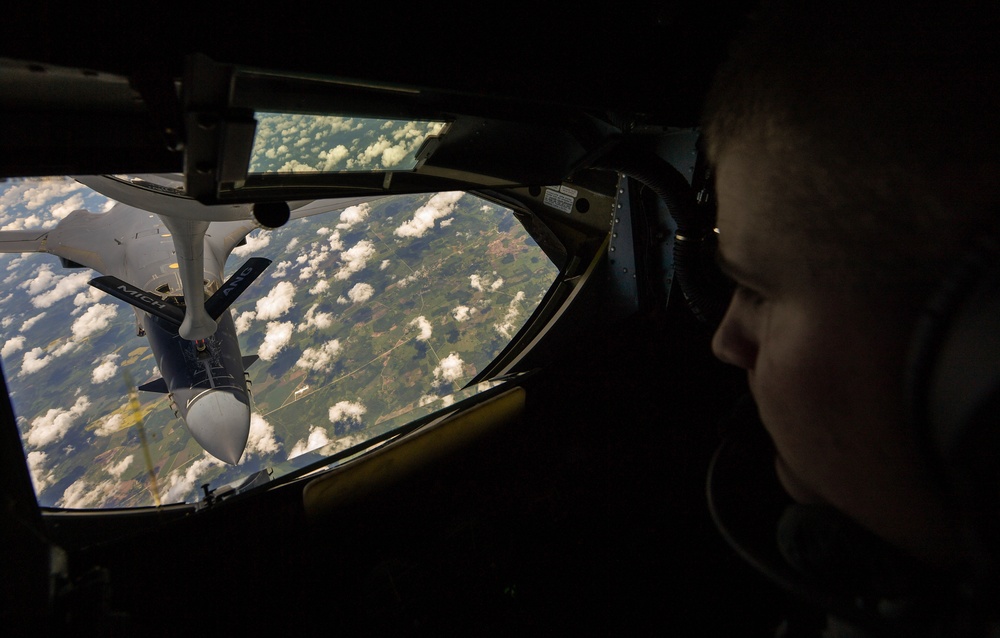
[702,1,1000,303]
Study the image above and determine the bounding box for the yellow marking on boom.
[124,372,161,507]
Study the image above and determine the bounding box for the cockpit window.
[0,177,559,508]
[248,113,448,174]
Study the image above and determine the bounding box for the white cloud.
[271,260,291,278]
[107,455,134,478]
[347,282,374,304]
[329,400,366,426]
[72,287,106,309]
[288,425,332,459]
[26,450,54,493]
[321,144,350,171]
[231,232,272,258]
[245,413,280,456]
[298,304,334,331]
[1,335,25,358]
[409,315,432,341]
[161,454,225,503]
[71,303,118,340]
[337,202,371,229]
[255,281,295,320]
[25,395,91,448]
[235,310,256,334]
[94,412,125,437]
[393,191,464,238]
[91,354,120,384]
[495,291,527,339]
[452,306,473,322]
[335,239,376,280]
[295,339,341,373]
[20,312,46,332]
[59,476,119,509]
[30,271,92,308]
[21,347,54,375]
[308,279,329,295]
[326,230,344,252]
[434,352,465,384]
[50,193,86,221]
[396,268,426,288]
[258,321,294,361]
[380,259,391,271]
[20,265,58,296]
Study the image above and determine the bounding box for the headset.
[907,232,1000,589]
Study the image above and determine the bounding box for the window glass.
[0,177,558,508]
[248,113,448,174]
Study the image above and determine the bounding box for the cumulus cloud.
[288,425,332,459]
[347,282,374,304]
[246,413,280,456]
[271,260,291,278]
[298,304,334,331]
[495,291,527,339]
[235,310,256,334]
[329,400,366,426]
[72,287,107,309]
[59,476,120,509]
[326,230,344,252]
[335,239,375,280]
[30,270,92,308]
[255,281,296,320]
[308,280,329,295]
[25,395,91,448]
[20,265,59,296]
[91,354,120,384]
[231,231,271,258]
[409,315,432,341]
[296,339,341,373]
[107,455,134,478]
[161,454,225,503]
[20,312,46,332]
[94,412,125,437]
[321,144,350,171]
[337,202,371,229]
[71,303,118,340]
[433,352,465,384]
[396,268,426,288]
[452,306,473,322]
[258,321,294,360]
[26,450,54,494]
[21,347,55,375]
[1,335,25,358]
[393,191,464,238]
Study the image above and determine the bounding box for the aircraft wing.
[206,195,390,266]
[286,196,389,222]
[0,206,135,274]
[0,230,48,253]
[74,175,257,223]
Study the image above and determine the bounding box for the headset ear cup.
[907,237,1000,577]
